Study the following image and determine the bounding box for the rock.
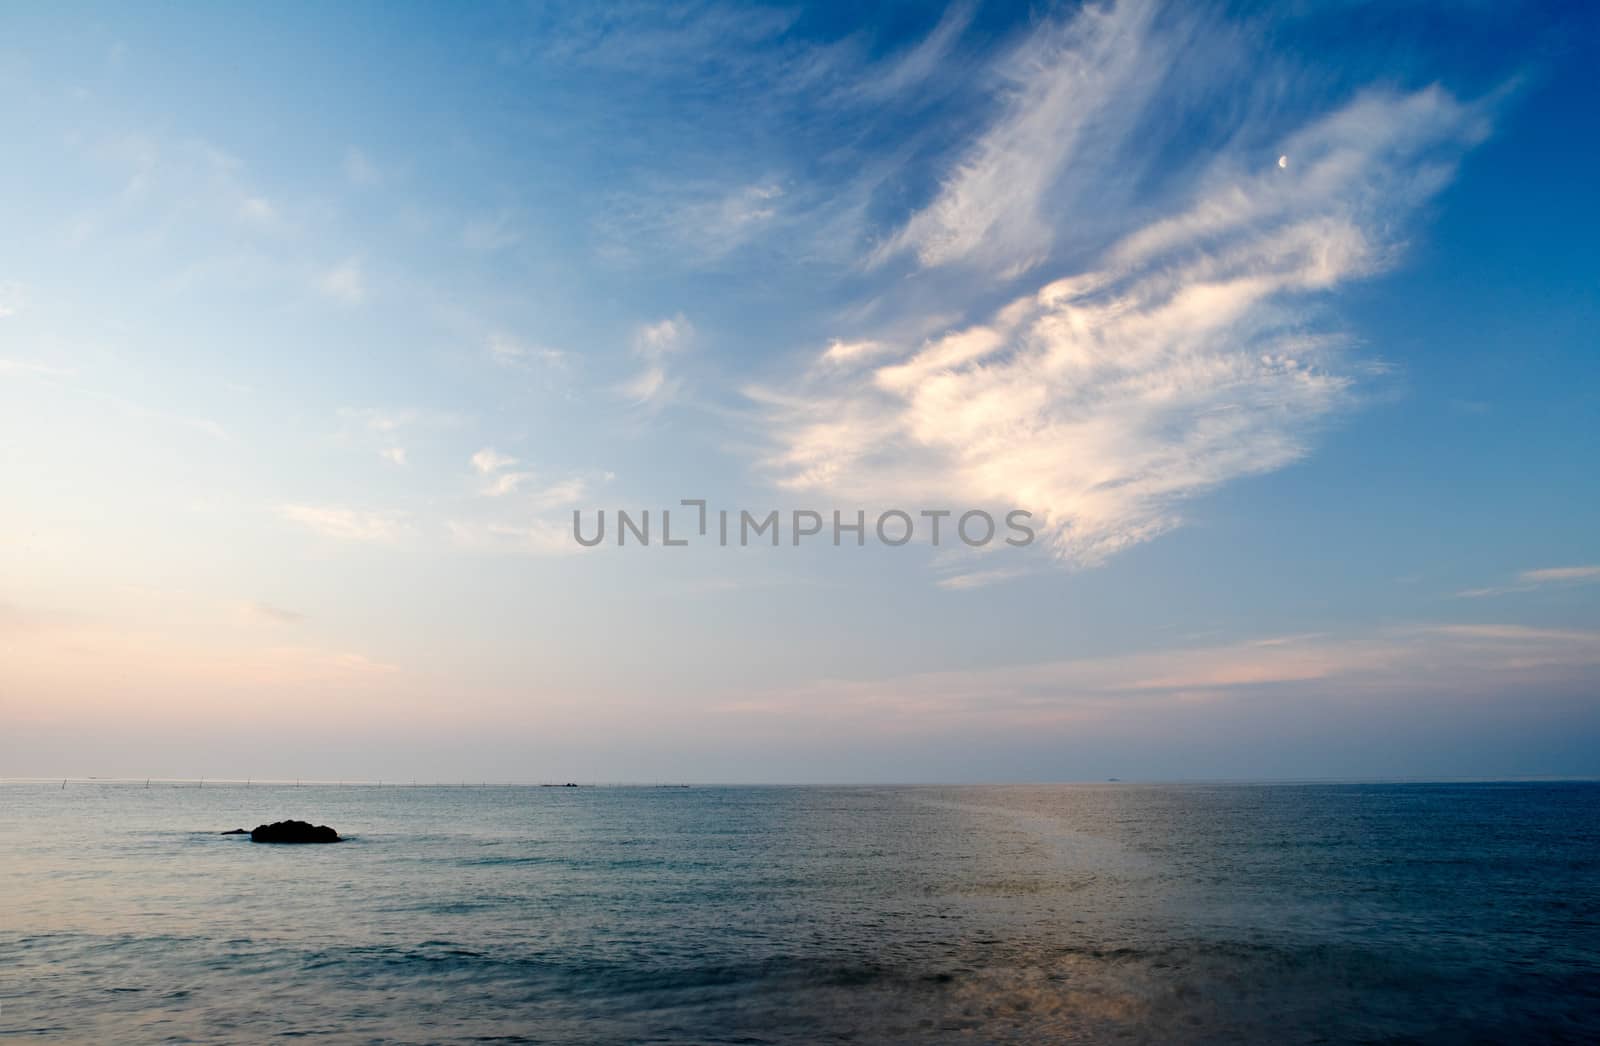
[249,820,341,844]
[220,828,248,835]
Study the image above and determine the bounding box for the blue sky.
[1,1,1596,782]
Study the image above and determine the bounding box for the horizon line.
[9,775,1600,788]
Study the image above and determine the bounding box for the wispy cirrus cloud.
[237,600,306,626]
[819,339,892,367]
[471,447,518,475]
[469,444,596,504]
[530,476,590,510]
[487,333,568,372]
[621,314,691,406]
[278,504,410,542]
[754,1,1490,568]
[658,180,787,260]
[5,614,407,728]
[337,406,461,466]
[572,1,987,272]
[445,518,576,556]
[870,0,1165,276]
[845,1,976,104]
[338,406,461,434]
[237,195,279,227]
[471,447,533,497]
[318,258,366,304]
[936,567,1027,591]
[448,460,600,554]
[1457,565,1600,598]
[1,357,229,443]
[717,623,1600,731]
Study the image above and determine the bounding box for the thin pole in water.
[61,778,67,789]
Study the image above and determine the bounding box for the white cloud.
[619,365,669,404]
[1103,86,1485,272]
[633,314,691,358]
[620,314,692,405]
[819,339,891,367]
[936,567,1026,590]
[1522,566,1600,584]
[278,504,409,542]
[467,448,591,502]
[238,195,277,225]
[337,408,457,466]
[470,448,566,498]
[481,471,533,497]
[471,447,517,475]
[711,181,783,226]
[487,333,567,371]
[1457,565,1600,598]
[872,0,1163,276]
[530,476,588,509]
[651,181,787,260]
[449,468,598,548]
[755,84,1488,567]
[318,259,366,304]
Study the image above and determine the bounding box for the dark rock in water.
[250,820,341,844]
[220,828,248,835]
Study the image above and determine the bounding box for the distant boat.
[1107,777,1121,782]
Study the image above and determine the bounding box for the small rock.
[220,828,248,835]
[249,820,341,844]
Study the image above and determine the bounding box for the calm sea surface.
[3,781,1597,1043]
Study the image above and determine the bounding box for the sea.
[3,781,1597,1043]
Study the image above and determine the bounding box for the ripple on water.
[2,782,1598,1043]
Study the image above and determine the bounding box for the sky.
[1,0,1597,783]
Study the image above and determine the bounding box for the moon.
[1278,155,1289,169]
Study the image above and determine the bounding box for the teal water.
[3,781,1597,1043]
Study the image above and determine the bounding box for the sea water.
[3,781,1597,1043]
